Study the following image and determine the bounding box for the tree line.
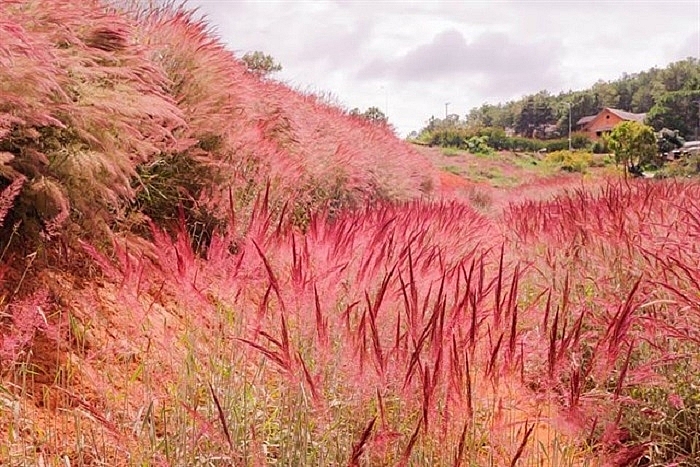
[413,57,700,142]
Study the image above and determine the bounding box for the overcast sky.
[188,0,700,136]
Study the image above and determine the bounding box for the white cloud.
[677,30,700,60]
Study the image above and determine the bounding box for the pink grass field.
[2,1,700,466]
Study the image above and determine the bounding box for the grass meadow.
[1,1,700,466]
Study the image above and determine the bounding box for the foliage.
[656,127,685,155]
[647,90,700,140]
[454,58,700,139]
[605,121,658,171]
[543,150,594,173]
[349,106,388,125]
[418,122,592,154]
[515,91,554,138]
[655,153,700,178]
[465,135,493,155]
[592,138,610,154]
[241,50,282,76]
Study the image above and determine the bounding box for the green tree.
[591,80,620,109]
[350,106,388,125]
[241,51,282,76]
[516,92,553,138]
[647,90,700,140]
[413,58,700,140]
[605,121,657,174]
[659,58,700,92]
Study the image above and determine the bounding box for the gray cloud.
[296,18,373,68]
[357,29,563,94]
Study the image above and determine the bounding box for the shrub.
[426,126,469,147]
[655,153,700,178]
[477,127,509,150]
[422,127,591,156]
[0,1,184,247]
[543,150,593,173]
[592,139,610,154]
[544,139,570,152]
[508,136,544,152]
[543,133,592,152]
[571,132,593,150]
[465,135,493,155]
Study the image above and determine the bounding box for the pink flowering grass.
[6,175,700,465]
[73,177,700,465]
[2,1,700,465]
[503,178,700,464]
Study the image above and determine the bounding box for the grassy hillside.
[0,0,436,253]
[2,1,700,466]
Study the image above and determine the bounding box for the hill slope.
[0,0,437,254]
[2,2,700,466]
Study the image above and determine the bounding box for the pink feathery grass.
[348,417,376,467]
[0,176,24,228]
[5,1,700,464]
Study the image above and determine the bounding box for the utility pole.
[696,99,700,141]
[567,102,573,151]
[445,102,450,120]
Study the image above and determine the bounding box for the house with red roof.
[576,108,647,140]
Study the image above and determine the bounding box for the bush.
[655,154,700,178]
[544,133,592,152]
[465,135,493,155]
[477,127,509,150]
[544,150,593,173]
[571,132,593,150]
[426,127,469,147]
[544,139,569,152]
[592,139,610,154]
[422,127,592,156]
[508,136,544,152]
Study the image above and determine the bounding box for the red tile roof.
[577,108,646,128]
[576,115,595,126]
[606,108,646,123]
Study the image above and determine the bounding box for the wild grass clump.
[503,179,700,464]
[0,0,437,260]
[623,356,700,465]
[3,1,700,466]
[543,150,593,173]
[0,0,184,249]
[6,163,700,465]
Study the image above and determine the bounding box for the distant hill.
[452,58,700,140]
